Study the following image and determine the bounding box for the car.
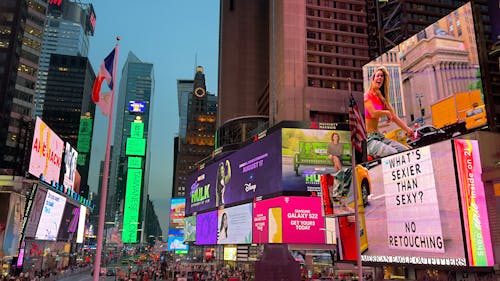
[106,268,116,276]
[407,125,447,148]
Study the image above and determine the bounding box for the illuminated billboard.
[129,101,146,114]
[29,117,64,183]
[169,198,185,236]
[57,201,80,241]
[76,205,86,243]
[35,190,66,241]
[122,168,142,243]
[126,138,146,156]
[168,236,188,252]
[282,128,351,191]
[195,211,217,245]
[358,140,493,266]
[217,203,252,245]
[224,246,237,261]
[253,196,325,244]
[184,216,196,242]
[24,188,47,239]
[62,142,78,191]
[362,2,486,157]
[77,117,92,166]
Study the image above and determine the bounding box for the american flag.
[349,95,367,153]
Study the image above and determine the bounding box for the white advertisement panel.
[382,146,444,253]
[76,205,87,243]
[217,203,252,245]
[29,117,64,183]
[35,190,66,241]
[63,142,78,191]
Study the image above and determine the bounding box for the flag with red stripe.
[92,46,118,116]
[349,95,367,153]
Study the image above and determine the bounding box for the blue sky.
[87,1,220,239]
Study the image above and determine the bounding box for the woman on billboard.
[364,66,413,158]
[216,160,231,207]
[218,212,228,243]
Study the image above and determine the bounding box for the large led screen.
[24,188,47,239]
[362,2,486,156]
[76,205,87,243]
[29,117,64,183]
[281,128,351,192]
[122,168,142,243]
[217,203,252,245]
[253,196,325,244]
[195,211,217,245]
[454,139,493,266]
[62,142,78,191]
[35,190,66,241]
[57,201,80,241]
[358,140,485,266]
[167,236,189,252]
[186,131,282,215]
[169,198,185,236]
[184,216,196,242]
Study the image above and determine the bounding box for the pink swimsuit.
[364,92,384,119]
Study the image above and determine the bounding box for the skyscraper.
[172,66,217,198]
[34,0,95,117]
[0,0,46,175]
[108,52,154,243]
[42,53,96,195]
[218,0,369,128]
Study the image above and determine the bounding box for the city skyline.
[87,1,220,239]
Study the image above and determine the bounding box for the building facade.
[0,0,46,175]
[42,54,96,195]
[218,0,369,129]
[172,66,217,198]
[34,0,95,117]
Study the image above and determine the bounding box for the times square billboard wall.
[356,140,493,267]
[169,198,185,236]
[186,125,351,215]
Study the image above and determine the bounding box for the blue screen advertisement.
[186,131,282,215]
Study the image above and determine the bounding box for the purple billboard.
[186,131,282,215]
[57,201,80,241]
[195,211,217,245]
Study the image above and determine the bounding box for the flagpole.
[93,37,120,281]
[348,79,363,280]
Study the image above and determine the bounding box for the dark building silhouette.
[42,54,96,196]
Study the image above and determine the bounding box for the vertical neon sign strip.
[454,139,493,266]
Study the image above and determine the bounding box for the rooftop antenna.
[194,52,198,72]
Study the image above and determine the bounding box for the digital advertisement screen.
[24,188,47,239]
[186,131,282,215]
[359,141,468,266]
[62,142,78,191]
[454,139,493,266]
[253,196,325,244]
[195,211,217,245]
[224,246,237,261]
[362,3,486,150]
[125,138,146,156]
[76,205,86,243]
[169,198,185,236]
[217,203,252,245]
[128,100,146,114]
[35,190,66,241]
[130,122,144,138]
[167,236,188,252]
[184,216,196,242]
[122,168,142,243]
[29,117,64,183]
[281,128,351,192]
[186,162,218,215]
[57,201,80,241]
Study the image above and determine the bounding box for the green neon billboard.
[77,117,92,153]
[126,138,146,156]
[130,122,144,139]
[122,168,143,243]
[128,157,142,169]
